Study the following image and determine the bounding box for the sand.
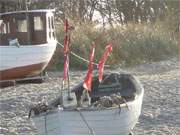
[0,57,180,135]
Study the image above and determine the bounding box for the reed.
[48,21,180,70]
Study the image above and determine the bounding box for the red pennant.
[64,19,69,33]
[63,19,70,80]
[97,44,113,82]
[64,19,69,54]
[64,35,70,54]
[83,43,95,91]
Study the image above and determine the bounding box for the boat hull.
[33,84,143,135]
[0,42,56,81]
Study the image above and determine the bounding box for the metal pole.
[67,54,73,100]
[67,28,73,101]
[60,80,64,107]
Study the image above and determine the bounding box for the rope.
[77,109,96,135]
[57,41,109,67]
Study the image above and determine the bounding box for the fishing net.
[92,93,126,109]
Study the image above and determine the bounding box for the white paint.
[46,12,56,43]
[0,9,55,16]
[0,42,57,71]
[33,77,144,135]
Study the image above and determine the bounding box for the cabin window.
[49,31,51,38]
[34,16,43,31]
[0,22,6,34]
[51,16,54,29]
[47,15,56,40]
[7,22,10,33]
[0,21,10,34]
[48,17,51,29]
[17,19,27,32]
[52,32,55,38]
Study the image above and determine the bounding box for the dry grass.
[48,21,180,70]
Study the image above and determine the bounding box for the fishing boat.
[0,9,57,81]
[30,73,144,135]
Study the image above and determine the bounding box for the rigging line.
[77,109,96,135]
[57,41,110,67]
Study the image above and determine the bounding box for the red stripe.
[83,43,95,91]
[97,44,113,82]
[0,62,47,81]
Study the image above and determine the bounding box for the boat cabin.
[0,9,56,45]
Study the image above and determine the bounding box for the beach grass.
[48,21,180,70]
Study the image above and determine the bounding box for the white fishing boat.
[30,73,144,135]
[0,9,57,81]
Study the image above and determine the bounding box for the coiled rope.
[57,41,109,67]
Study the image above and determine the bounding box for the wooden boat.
[30,73,144,135]
[0,9,57,81]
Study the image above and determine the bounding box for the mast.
[67,27,73,101]
[63,19,74,102]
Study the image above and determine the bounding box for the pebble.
[0,57,180,135]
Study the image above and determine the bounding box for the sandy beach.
[0,57,180,135]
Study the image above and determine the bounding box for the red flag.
[63,19,70,80]
[97,44,113,82]
[64,35,70,54]
[64,19,69,54]
[64,19,69,33]
[83,43,95,91]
